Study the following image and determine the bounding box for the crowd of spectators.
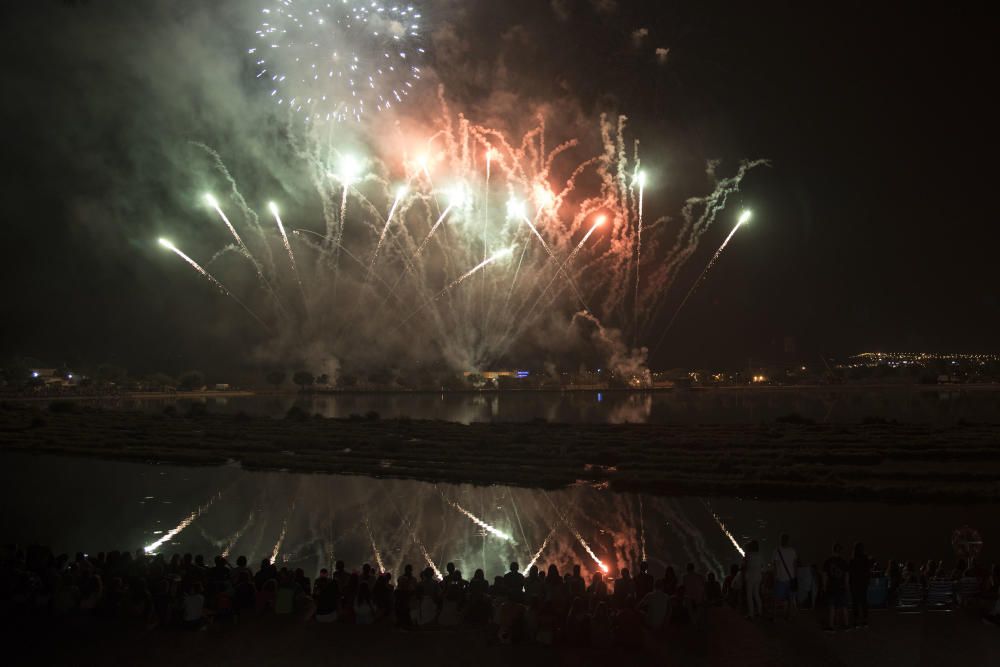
[2,534,998,646]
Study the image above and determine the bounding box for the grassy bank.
[1,402,998,502]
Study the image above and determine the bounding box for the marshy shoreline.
[1,402,998,503]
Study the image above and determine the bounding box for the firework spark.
[251,1,425,122]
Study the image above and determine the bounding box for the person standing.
[849,543,872,628]
[744,541,764,619]
[772,533,798,618]
[823,543,850,632]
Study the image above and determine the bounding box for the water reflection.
[101,387,1000,425]
[1,453,997,581]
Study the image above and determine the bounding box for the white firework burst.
[250,0,425,122]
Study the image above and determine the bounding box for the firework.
[251,1,425,122]
[160,102,761,375]
[158,238,270,330]
[268,202,305,296]
[444,495,515,543]
[653,209,753,351]
[144,491,222,554]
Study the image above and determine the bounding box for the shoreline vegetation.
[1,402,999,504]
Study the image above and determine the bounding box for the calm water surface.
[1,453,995,580]
[105,387,1000,425]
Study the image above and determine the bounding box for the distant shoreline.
[2,403,998,504]
[3,382,1000,402]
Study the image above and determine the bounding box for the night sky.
[1,1,996,376]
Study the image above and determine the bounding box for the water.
[2,452,995,580]
[90,387,1000,425]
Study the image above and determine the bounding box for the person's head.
[547,564,559,579]
[832,542,842,555]
[335,560,345,572]
[404,564,413,576]
[528,565,538,578]
[621,567,630,578]
[509,561,519,573]
[446,562,455,574]
[686,562,695,573]
[592,571,603,583]
[853,542,866,559]
[573,564,581,576]
[362,563,371,577]
[780,533,790,547]
[319,568,329,578]
[640,561,649,574]
[236,556,247,568]
[707,572,717,582]
[260,558,270,570]
[194,554,205,566]
[474,568,484,581]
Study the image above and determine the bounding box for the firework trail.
[665,499,724,574]
[222,511,257,559]
[157,239,269,330]
[654,210,752,350]
[268,202,304,298]
[391,497,442,580]
[271,516,290,564]
[525,527,557,571]
[144,490,223,553]
[270,497,297,564]
[544,492,609,573]
[366,186,407,283]
[507,488,529,550]
[395,248,512,330]
[702,500,745,558]
[364,517,386,572]
[205,194,250,257]
[633,172,645,345]
[441,492,515,543]
[638,495,647,562]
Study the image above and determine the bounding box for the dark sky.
[0,1,996,375]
